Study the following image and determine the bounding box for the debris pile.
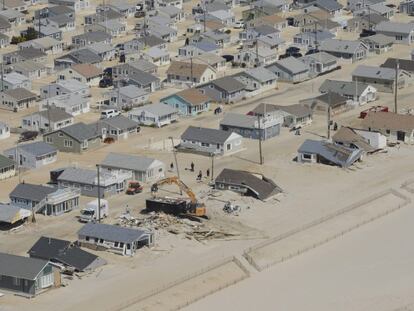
[118,212,239,242]
[223,201,241,215]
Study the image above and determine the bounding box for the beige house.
[58,64,103,87]
[166,61,217,86]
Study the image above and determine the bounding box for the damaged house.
[215,168,282,201]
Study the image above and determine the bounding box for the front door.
[397,131,405,141]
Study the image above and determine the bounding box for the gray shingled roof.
[101,153,161,171]
[3,88,37,101]
[5,141,57,157]
[320,39,366,54]
[0,252,49,280]
[319,79,373,96]
[99,115,139,130]
[209,76,246,92]
[34,107,73,122]
[274,104,313,118]
[0,204,26,223]
[56,122,100,142]
[57,167,111,185]
[352,65,398,80]
[220,113,257,129]
[268,57,309,75]
[376,21,414,34]
[9,183,56,202]
[129,69,159,85]
[298,139,363,168]
[181,126,236,144]
[78,223,150,244]
[130,103,177,117]
[243,67,277,83]
[0,154,15,169]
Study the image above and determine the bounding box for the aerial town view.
[0,0,414,309]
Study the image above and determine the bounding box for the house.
[0,32,10,48]
[220,112,283,140]
[361,111,414,144]
[201,30,231,48]
[319,79,378,105]
[293,30,335,48]
[266,57,310,83]
[43,122,101,153]
[28,237,106,273]
[0,9,25,26]
[0,16,11,33]
[347,13,388,32]
[78,223,154,256]
[84,8,124,26]
[261,104,313,128]
[86,42,116,61]
[0,88,37,112]
[0,121,10,140]
[332,126,378,154]
[40,79,90,99]
[247,14,287,30]
[197,76,246,104]
[191,54,227,72]
[239,25,280,42]
[158,5,184,22]
[203,9,235,26]
[300,92,352,115]
[320,39,368,62]
[40,93,90,116]
[161,88,211,116]
[363,2,395,19]
[381,58,414,74]
[0,252,60,297]
[297,139,363,167]
[102,2,136,17]
[2,72,31,90]
[352,127,387,149]
[45,14,76,32]
[18,37,64,55]
[128,103,179,127]
[166,61,216,86]
[256,33,285,51]
[85,20,126,37]
[123,70,161,93]
[9,183,80,215]
[0,154,15,180]
[72,31,112,48]
[124,35,166,55]
[101,153,165,183]
[296,11,340,32]
[400,0,414,15]
[49,0,89,11]
[0,204,31,230]
[235,47,278,67]
[361,34,394,54]
[37,24,63,40]
[215,169,282,200]
[179,126,243,156]
[112,60,157,79]
[8,61,49,80]
[141,47,170,66]
[300,52,339,76]
[96,115,140,140]
[22,107,74,133]
[148,23,178,42]
[57,167,131,197]
[3,48,47,65]
[375,21,414,45]
[234,67,278,94]
[4,141,57,169]
[346,0,384,12]
[3,0,27,12]
[313,0,343,16]
[58,64,103,87]
[351,65,411,93]
[54,49,102,70]
[107,85,150,109]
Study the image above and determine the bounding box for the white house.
[128,103,179,127]
[4,141,58,169]
[354,128,387,149]
[40,79,90,99]
[58,64,103,87]
[39,93,90,116]
[0,121,10,140]
[22,107,74,132]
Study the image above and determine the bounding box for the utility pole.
[255,38,259,67]
[203,0,206,33]
[38,12,41,38]
[169,137,182,194]
[210,153,214,182]
[327,93,332,140]
[394,59,399,113]
[355,76,358,104]
[96,164,101,223]
[0,63,4,92]
[190,57,193,85]
[258,105,264,165]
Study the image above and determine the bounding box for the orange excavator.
[150,176,206,217]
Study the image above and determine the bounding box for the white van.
[100,109,120,119]
[80,199,109,222]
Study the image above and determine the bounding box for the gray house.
[57,167,131,198]
[179,126,243,156]
[0,88,38,112]
[351,65,411,92]
[107,85,149,109]
[78,223,154,256]
[123,70,161,93]
[400,0,414,15]
[266,57,309,83]
[43,122,101,153]
[375,21,414,45]
[0,154,15,180]
[0,252,59,297]
[319,79,378,104]
[96,115,140,141]
[234,67,278,93]
[4,141,58,169]
[361,34,394,54]
[320,39,368,62]
[300,52,339,76]
[273,104,313,128]
[128,103,179,127]
[101,153,165,183]
[22,107,74,133]
[297,139,363,168]
[197,76,246,104]
[219,112,283,140]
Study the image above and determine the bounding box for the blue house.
[160,88,211,116]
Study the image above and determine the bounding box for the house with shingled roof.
[166,61,216,86]
[161,88,211,116]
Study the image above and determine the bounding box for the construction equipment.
[126,181,143,195]
[149,176,206,217]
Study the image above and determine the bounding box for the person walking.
[190,162,195,172]
[170,162,174,171]
[206,168,210,178]
[197,170,202,181]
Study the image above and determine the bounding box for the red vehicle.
[126,181,143,195]
[360,106,389,119]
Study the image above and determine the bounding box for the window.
[13,277,20,286]
[84,185,92,191]
[64,139,73,147]
[120,242,124,248]
[303,153,312,159]
[226,144,231,150]
[86,236,90,241]
[58,132,64,137]
[114,242,119,247]
[46,136,52,143]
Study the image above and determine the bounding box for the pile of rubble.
[118,211,239,242]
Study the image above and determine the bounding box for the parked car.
[135,11,145,18]
[100,109,120,119]
[222,54,234,62]
[359,29,376,38]
[18,131,38,142]
[99,77,113,88]
[233,20,245,29]
[305,48,319,55]
[286,46,300,54]
[126,181,143,195]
